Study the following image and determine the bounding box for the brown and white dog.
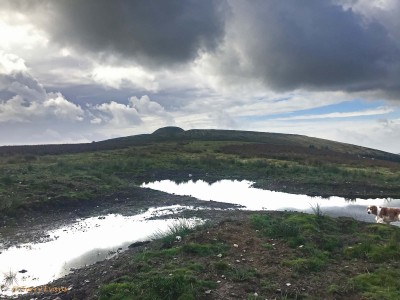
[367,205,400,224]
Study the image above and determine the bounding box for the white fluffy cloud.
[91,65,159,91]
[0,51,174,144]
[0,51,84,123]
[94,101,141,126]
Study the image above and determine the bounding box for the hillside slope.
[1,127,400,216]
[0,127,399,162]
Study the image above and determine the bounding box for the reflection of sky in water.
[141,179,400,223]
[0,205,202,295]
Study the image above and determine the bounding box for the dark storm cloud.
[5,0,400,96]
[226,0,400,93]
[12,0,227,67]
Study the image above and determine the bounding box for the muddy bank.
[254,179,400,199]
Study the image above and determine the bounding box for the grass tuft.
[2,270,18,289]
[151,219,202,247]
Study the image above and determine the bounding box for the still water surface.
[0,205,202,294]
[141,179,400,223]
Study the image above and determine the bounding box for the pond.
[0,205,202,295]
[141,179,400,223]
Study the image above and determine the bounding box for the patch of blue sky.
[296,99,385,115]
[279,113,395,123]
[240,99,390,122]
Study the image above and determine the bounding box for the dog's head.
[367,205,378,215]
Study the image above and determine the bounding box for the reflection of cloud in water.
[141,179,400,225]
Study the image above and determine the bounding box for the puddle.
[141,179,400,223]
[0,205,202,295]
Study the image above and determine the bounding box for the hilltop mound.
[152,126,185,136]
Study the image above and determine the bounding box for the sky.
[1,0,400,153]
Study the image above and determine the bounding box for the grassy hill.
[1,127,400,216]
[0,127,398,161]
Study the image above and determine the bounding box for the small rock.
[298,245,304,248]
[205,290,212,294]
[235,260,240,263]
[286,283,291,286]
[221,275,226,278]
[254,292,258,297]
[217,253,222,258]
[85,280,90,284]
[233,244,238,248]
[176,236,182,242]
[217,281,221,283]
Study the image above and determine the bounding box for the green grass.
[181,242,228,256]
[250,213,305,247]
[282,253,328,273]
[227,266,259,282]
[352,268,400,299]
[344,229,400,263]
[99,273,216,300]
